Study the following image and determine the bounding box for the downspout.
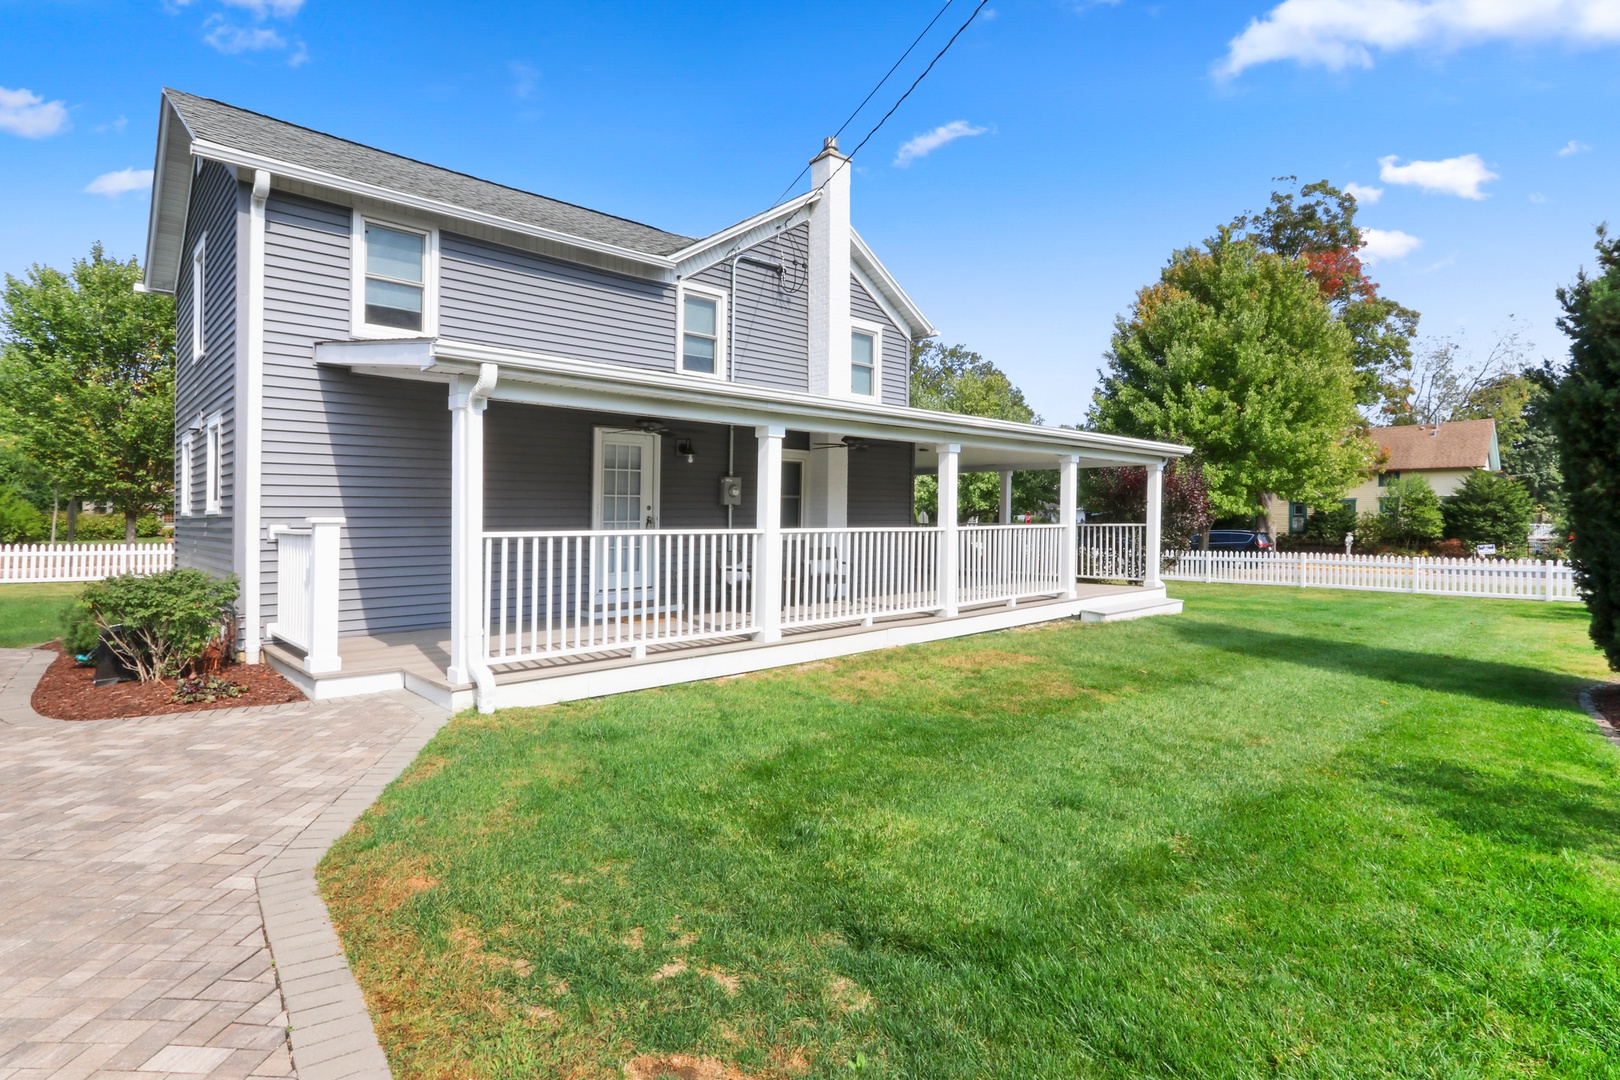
[466,361,499,714]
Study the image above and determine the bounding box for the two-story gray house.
[141,90,1185,713]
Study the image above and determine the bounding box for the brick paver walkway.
[0,649,434,1079]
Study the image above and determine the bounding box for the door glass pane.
[782,461,802,528]
[366,224,424,282]
[601,441,648,530]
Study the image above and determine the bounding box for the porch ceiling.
[313,336,1191,467]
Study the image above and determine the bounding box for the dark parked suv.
[1191,529,1273,551]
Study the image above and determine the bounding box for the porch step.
[1079,598,1184,623]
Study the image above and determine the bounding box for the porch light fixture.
[675,438,696,463]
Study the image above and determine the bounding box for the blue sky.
[2,0,1615,424]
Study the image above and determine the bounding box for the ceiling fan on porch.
[812,436,872,452]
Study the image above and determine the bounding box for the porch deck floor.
[316,582,1151,692]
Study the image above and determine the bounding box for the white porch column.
[807,431,848,528]
[937,443,960,617]
[754,424,785,642]
[304,517,345,674]
[999,470,1014,524]
[1059,455,1078,599]
[1144,459,1165,589]
[447,363,497,688]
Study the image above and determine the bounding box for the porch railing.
[1077,522,1149,583]
[781,527,941,630]
[483,529,760,663]
[958,524,1067,605]
[267,517,344,673]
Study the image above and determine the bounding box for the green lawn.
[320,585,1620,1079]
[0,582,79,647]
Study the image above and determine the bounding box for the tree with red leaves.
[1081,458,1214,550]
[1229,178,1420,417]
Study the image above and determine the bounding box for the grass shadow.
[1370,758,1620,862]
[1166,620,1589,711]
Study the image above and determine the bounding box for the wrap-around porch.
[262,341,1186,712]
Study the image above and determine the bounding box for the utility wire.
[768,0,957,209]
[808,0,991,200]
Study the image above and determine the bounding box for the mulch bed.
[30,643,305,721]
[1592,683,1620,726]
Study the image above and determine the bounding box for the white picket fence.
[0,542,175,584]
[1162,550,1578,602]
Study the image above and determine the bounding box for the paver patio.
[0,648,438,1080]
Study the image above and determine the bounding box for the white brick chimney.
[807,136,852,398]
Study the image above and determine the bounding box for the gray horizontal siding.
[851,276,909,408]
[439,233,674,370]
[693,224,810,393]
[262,193,451,636]
[847,439,915,527]
[173,159,238,580]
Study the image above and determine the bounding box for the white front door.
[592,429,661,606]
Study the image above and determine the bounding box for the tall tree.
[1230,178,1420,414]
[910,342,1057,521]
[1390,324,1530,427]
[1090,233,1374,523]
[1499,366,1563,514]
[0,245,175,541]
[1550,226,1620,670]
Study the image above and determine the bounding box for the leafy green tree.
[0,245,175,542]
[1498,367,1564,514]
[911,342,1056,521]
[1304,501,1358,545]
[1377,474,1444,543]
[1230,178,1420,413]
[1442,471,1532,550]
[1090,233,1374,524]
[1550,226,1620,669]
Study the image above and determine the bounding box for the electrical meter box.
[720,476,743,506]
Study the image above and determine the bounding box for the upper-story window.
[352,215,437,338]
[364,223,426,330]
[191,234,207,361]
[677,284,726,378]
[851,326,878,396]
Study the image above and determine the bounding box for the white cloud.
[1558,139,1590,156]
[288,40,310,66]
[84,168,155,197]
[1217,0,1620,78]
[894,120,989,168]
[1529,192,1549,203]
[510,61,540,100]
[1344,182,1383,204]
[1359,227,1422,264]
[1378,153,1497,199]
[205,20,287,53]
[220,0,305,15]
[0,86,69,138]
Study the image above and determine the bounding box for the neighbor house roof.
[1371,419,1500,472]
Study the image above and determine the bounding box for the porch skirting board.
[266,587,1180,713]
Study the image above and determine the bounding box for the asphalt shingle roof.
[1371,418,1497,471]
[166,89,696,257]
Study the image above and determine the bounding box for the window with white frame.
[178,432,194,517]
[851,327,878,396]
[677,286,725,377]
[204,416,223,515]
[191,234,207,361]
[359,220,428,332]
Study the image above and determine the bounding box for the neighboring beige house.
[1266,418,1502,537]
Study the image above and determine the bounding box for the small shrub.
[0,488,45,543]
[1378,475,1445,544]
[1429,538,1470,558]
[71,512,165,542]
[1304,502,1358,545]
[170,673,246,705]
[79,569,239,683]
[1443,471,1534,549]
[60,597,102,660]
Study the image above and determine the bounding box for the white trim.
[670,193,819,280]
[674,281,728,380]
[350,211,439,340]
[178,432,194,517]
[591,426,662,531]
[190,233,207,361]
[850,228,935,340]
[240,169,269,660]
[851,263,911,347]
[849,317,883,400]
[191,138,676,274]
[313,337,1194,465]
[204,412,224,516]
